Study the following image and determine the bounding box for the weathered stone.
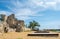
[0,14,9,33]
[8,28,16,32]
[16,20,25,32]
[0,23,4,33]
[0,14,25,33]
[6,14,25,32]
[0,22,9,33]
[7,14,16,25]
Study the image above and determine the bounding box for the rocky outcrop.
[16,20,25,32]
[0,14,9,33]
[0,14,25,33]
[6,14,17,28]
[0,22,9,33]
[6,14,25,32]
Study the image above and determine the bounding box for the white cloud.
[45,2,56,7]
[16,16,31,21]
[6,0,60,11]
[6,0,60,20]
[7,0,44,20]
[11,0,25,8]
[27,0,60,10]
[0,11,7,14]
[15,8,35,20]
[15,8,44,20]
[15,9,34,16]
[30,0,43,6]
[0,11,12,16]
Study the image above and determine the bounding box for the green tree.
[28,20,40,31]
[0,14,5,21]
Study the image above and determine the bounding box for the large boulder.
[0,22,9,33]
[0,23,4,33]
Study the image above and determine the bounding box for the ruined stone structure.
[0,14,25,33]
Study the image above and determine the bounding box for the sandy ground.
[0,31,60,39]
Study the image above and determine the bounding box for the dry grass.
[0,31,60,39]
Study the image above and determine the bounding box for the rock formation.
[0,14,9,33]
[0,14,25,33]
[16,20,25,32]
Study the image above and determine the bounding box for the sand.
[0,31,60,39]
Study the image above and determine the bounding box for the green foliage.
[0,14,5,21]
[50,30,58,32]
[28,20,40,30]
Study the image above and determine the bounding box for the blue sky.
[0,0,60,29]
